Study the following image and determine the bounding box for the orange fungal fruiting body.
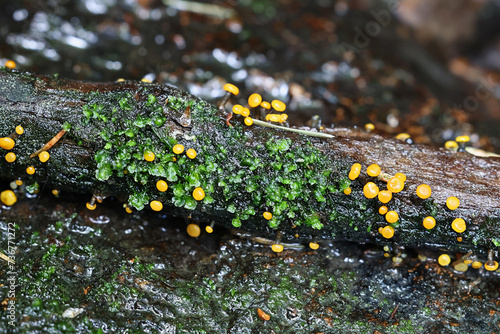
[385,211,399,223]
[387,177,404,193]
[366,164,381,177]
[446,197,460,210]
[348,163,361,180]
[187,223,201,237]
[377,190,392,204]
[248,94,262,108]
[451,218,466,233]
[193,187,205,201]
[363,182,379,199]
[416,184,431,199]
[380,225,394,239]
[423,216,436,230]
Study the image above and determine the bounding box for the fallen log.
[0,68,499,261]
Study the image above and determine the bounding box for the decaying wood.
[0,68,499,257]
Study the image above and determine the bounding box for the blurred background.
[1,0,500,152]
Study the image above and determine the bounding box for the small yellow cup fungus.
[309,242,319,250]
[86,202,96,210]
[260,101,271,109]
[377,190,392,204]
[1,190,17,206]
[144,150,155,162]
[366,164,381,177]
[244,117,253,126]
[39,151,50,163]
[141,78,152,83]
[187,223,201,237]
[343,187,352,195]
[15,179,23,186]
[5,60,16,69]
[186,149,197,159]
[52,189,59,196]
[445,141,458,150]
[156,180,168,192]
[446,197,460,210]
[416,184,431,199]
[380,225,395,239]
[15,126,24,135]
[116,78,125,82]
[438,254,451,266]
[223,83,239,95]
[454,263,468,272]
[385,211,399,223]
[241,108,250,117]
[451,218,466,233]
[348,163,361,180]
[125,206,133,214]
[5,152,16,163]
[248,93,262,108]
[363,182,379,199]
[472,261,483,269]
[423,216,436,230]
[26,166,35,175]
[271,244,284,253]
[0,137,15,150]
[395,133,410,141]
[394,173,406,182]
[387,176,404,193]
[378,206,388,215]
[150,200,163,211]
[173,144,184,154]
[232,104,243,114]
[271,100,286,112]
[193,187,205,201]
[485,261,499,271]
[263,211,273,220]
[364,123,375,131]
[455,135,470,143]
[205,225,214,233]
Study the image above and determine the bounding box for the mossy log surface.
[0,68,499,255]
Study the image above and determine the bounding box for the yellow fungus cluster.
[348,163,361,180]
[265,113,288,123]
[363,182,379,199]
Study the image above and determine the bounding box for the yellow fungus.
[377,190,392,204]
[150,200,163,211]
[52,189,59,196]
[15,126,24,135]
[260,101,271,109]
[15,179,22,186]
[364,123,375,131]
[366,164,381,177]
[451,218,466,233]
[457,236,463,242]
[384,252,390,258]
[363,182,379,199]
[125,206,133,214]
[309,242,319,250]
[26,166,35,175]
[248,93,262,108]
[141,78,152,83]
[172,144,184,154]
[116,78,125,82]
[205,225,214,233]
[39,151,50,163]
[187,223,201,237]
[380,225,394,239]
[385,211,399,223]
[265,114,287,123]
[438,254,451,266]
[232,104,243,115]
[395,173,406,182]
[271,244,283,253]
[472,261,482,269]
[387,177,404,193]
[454,263,468,272]
[379,206,388,215]
[263,211,273,220]
[144,150,155,162]
[86,202,96,210]
[241,108,250,117]
[0,137,15,150]
[395,133,410,141]
[485,261,499,271]
[156,180,168,192]
[0,190,17,206]
[348,163,361,180]
[223,83,239,95]
[455,135,470,143]
[193,187,205,201]
[5,152,16,163]
[416,184,431,199]
[244,117,253,126]
[446,197,460,210]
[5,60,16,69]
[343,187,352,195]
[186,148,197,159]
[423,216,436,230]
[445,141,458,150]
[463,259,473,265]
[271,100,286,112]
